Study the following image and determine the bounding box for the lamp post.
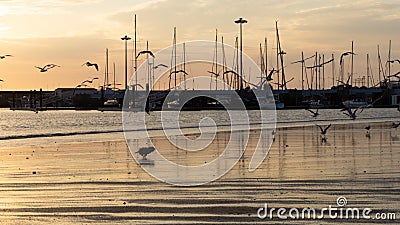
[121,35,131,91]
[235,17,247,90]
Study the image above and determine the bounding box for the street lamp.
[121,35,131,91]
[235,17,247,90]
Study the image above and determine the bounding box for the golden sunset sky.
[0,0,399,90]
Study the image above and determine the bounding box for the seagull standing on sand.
[82,62,99,71]
[306,108,319,117]
[316,124,332,143]
[136,146,155,160]
[365,125,371,137]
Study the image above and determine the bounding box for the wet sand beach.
[0,121,399,224]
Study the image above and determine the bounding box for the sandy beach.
[0,121,399,224]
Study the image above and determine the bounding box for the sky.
[0,0,399,90]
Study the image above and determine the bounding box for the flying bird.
[82,77,99,84]
[0,55,12,59]
[388,59,400,64]
[387,71,400,79]
[340,51,356,65]
[291,55,315,64]
[306,58,334,69]
[316,124,332,142]
[392,122,400,129]
[82,62,99,71]
[136,146,155,160]
[306,108,319,117]
[35,64,60,73]
[170,70,188,76]
[136,50,155,59]
[208,71,220,77]
[341,106,360,120]
[153,64,168,69]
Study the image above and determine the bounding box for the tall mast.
[146,40,149,91]
[315,52,318,90]
[276,21,280,90]
[183,42,186,90]
[388,40,392,77]
[367,53,370,88]
[222,36,227,90]
[174,27,177,89]
[332,53,335,88]
[113,62,116,90]
[259,43,264,86]
[378,44,383,82]
[235,36,239,90]
[265,37,268,77]
[351,41,354,86]
[106,48,109,88]
[134,14,138,89]
[301,52,304,91]
[216,29,219,89]
[322,54,325,90]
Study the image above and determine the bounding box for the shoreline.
[0,120,399,224]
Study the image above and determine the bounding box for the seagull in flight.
[35,64,60,73]
[136,50,155,59]
[0,55,12,59]
[82,77,99,84]
[306,58,334,69]
[388,59,400,64]
[82,62,99,71]
[340,51,356,65]
[387,71,400,79]
[341,106,360,120]
[291,55,315,64]
[208,71,220,77]
[392,122,400,129]
[316,124,332,142]
[136,146,155,160]
[170,70,188,77]
[306,108,319,117]
[153,64,168,69]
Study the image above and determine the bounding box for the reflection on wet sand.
[0,122,399,224]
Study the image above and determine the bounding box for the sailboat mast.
[388,40,391,77]
[351,41,354,86]
[276,22,280,90]
[174,27,177,89]
[215,29,218,91]
[367,53,370,88]
[332,53,335,88]
[134,14,138,89]
[183,42,186,90]
[113,62,116,90]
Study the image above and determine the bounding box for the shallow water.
[0,122,398,224]
[0,108,399,148]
